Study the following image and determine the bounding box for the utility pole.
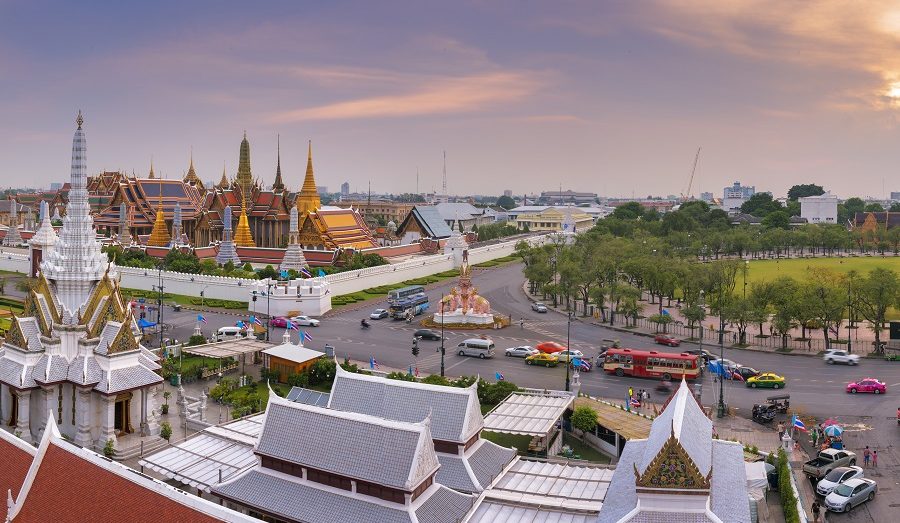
[717,282,726,418]
[565,312,571,392]
[846,277,853,354]
[439,293,446,377]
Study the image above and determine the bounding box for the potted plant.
[160,421,172,442]
[161,390,171,415]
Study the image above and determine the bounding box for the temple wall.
[111,235,550,307]
[0,250,29,273]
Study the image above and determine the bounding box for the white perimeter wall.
[0,236,548,303]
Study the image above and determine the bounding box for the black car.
[733,366,760,382]
[684,349,717,364]
[414,329,442,341]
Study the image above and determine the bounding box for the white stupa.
[216,205,241,265]
[279,205,308,272]
[3,198,23,246]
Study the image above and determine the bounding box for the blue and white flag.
[495,371,504,381]
[197,314,207,324]
[370,356,379,370]
[301,331,313,343]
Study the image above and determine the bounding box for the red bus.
[602,348,700,381]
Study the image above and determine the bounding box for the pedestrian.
[811,500,821,523]
[811,428,818,448]
[863,446,870,467]
[793,439,800,452]
[520,318,524,329]
[777,421,785,440]
[872,450,877,468]
[628,387,634,399]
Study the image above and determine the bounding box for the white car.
[505,346,538,358]
[556,349,585,363]
[289,315,320,327]
[816,466,864,496]
[823,349,859,365]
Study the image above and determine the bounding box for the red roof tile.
[13,443,223,523]
[0,436,35,501]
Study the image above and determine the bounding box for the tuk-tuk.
[752,404,777,424]
[766,395,790,413]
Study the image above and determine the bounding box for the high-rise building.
[700,192,714,202]
[890,191,900,201]
[723,181,755,199]
[503,189,513,198]
[341,181,350,197]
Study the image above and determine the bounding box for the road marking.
[890,383,900,387]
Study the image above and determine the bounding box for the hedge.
[773,449,801,523]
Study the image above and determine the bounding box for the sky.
[3,0,900,199]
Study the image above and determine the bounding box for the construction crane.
[681,147,701,201]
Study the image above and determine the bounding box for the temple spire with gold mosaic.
[183,149,204,191]
[296,140,321,217]
[233,132,256,247]
[272,134,285,193]
[147,181,171,247]
[217,162,229,188]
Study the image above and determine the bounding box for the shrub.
[186,334,206,347]
[386,371,417,382]
[307,358,337,386]
[287,372,310,388]
[776,448,800,523]
[103,438,116,457]
[420,374,451,386]
[571,405,598,440]
[478,380,519,406]
[160,422,173,442]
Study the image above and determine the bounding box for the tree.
[611,201,644,220]
[682,304,706,338]
[803,269,846,350]
[724,297,753,345]
[853,268,900,353]
[787,184,824,201]
[496,195,516,210]
[163,248,201,274]
[421,374,451,386]
[648,313,673,334]
[740,193,783,218]
[257,265,278,280]
[570,405,598,441]
[890,202,900,212]
[840,197,866,225]
[761,211,790,230]
[864,202,884,212]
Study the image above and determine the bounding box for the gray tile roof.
[710,440,751,523]
[0,357,35,388]
[328,366,482,443]
[595,440,645,523]
[94,321,120,355]
[639,383,711,476]
[214,469,413,523]
[414,484,476,523]
[95,364,162,394]
[18,318,42,351]
[470,501,596,523]
[434,202,482,220]
[285,386,330,407]
[257,398,439,490]
[467,440,516,489]
[66,356,103,385]
[408,206,454,238]
[32,354,69,383]
[629,513,714,522]
[436,454,479,493]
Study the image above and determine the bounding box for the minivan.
[216,326,247,342]
[457,338,495,359]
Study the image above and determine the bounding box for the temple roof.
[93,178,204,231]
[398,206,454,239]
[296,141,321,215]
[299,208,376,250]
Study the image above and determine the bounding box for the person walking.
[863,446,871,467]
[628,387,634,400]
[872,450,878,468]
[777,421,785,440]
[811,500,821,523]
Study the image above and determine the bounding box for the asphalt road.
[158,261,899,521]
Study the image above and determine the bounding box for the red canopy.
[536,341,566,354]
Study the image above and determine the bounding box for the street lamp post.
[155,264,165,351]
[439,293,446,377]
[717,283,726,418]
[565,311,571,392]
[743,260,749,299]
[846,277,853,354]
[265,280,273,342]
[699,290,705,355]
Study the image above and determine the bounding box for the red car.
[846,378,886,394]
[270,317,289,328]
[536,341,566,354]
[654,334,681,347]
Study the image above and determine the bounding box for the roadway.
[158,261,898,521]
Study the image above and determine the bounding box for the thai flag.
[286,320,299,331]
[197,314,207,324]
[370,357,379,370]
[495,371,504,381]
[792,415,807,432]
[250,316,263,327]
[630,397,642,408]
[236,320,246,329]
[300,267,312,278]
[301,331,312,343]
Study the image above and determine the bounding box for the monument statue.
[435,249,494,325]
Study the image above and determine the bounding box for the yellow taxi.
[526,352,560,368]
[746,372,786,389]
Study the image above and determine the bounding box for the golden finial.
[76,110,84,129]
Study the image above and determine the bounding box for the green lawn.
[562,433,612,464]
[481,431,532,453]
[744,256,900,284]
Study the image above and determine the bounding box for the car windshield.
[833,484,853,497]
[824,469,845,482]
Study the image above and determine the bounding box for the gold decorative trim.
[635,422,710,491]
[34,272,60,323]
[5,318,27,349]
[108,313,139,354]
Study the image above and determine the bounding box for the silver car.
[505,346,538,358]
[816,466,863,496]
[824,477,876,513]
[531,302,548,313]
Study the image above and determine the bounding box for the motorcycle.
[360,319,370,329]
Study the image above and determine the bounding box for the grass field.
[744,256,900,284]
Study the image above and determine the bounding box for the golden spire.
[184,147,203,189]
[217,162,229,188]
[147,179,171,246]
[149,157,156,179]
[296,140,321,216]
[233,199,256,247]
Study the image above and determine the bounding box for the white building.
[0,113,163,457]
[800,192,838,224]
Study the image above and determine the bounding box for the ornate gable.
[634,422,711,492]
[22,292,50,337]
[33,273,60,324]
[298,213,327,248]
[5,318,27,349]
[108,315,139,354]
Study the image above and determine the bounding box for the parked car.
[823,349,860,365]
[269,317,289,328]
[531,302,548,313]
[413,329,442,341]
[746,373,786,389]
[803,449,857,480]
[846,378,886,394]
[555,349,586,363]
[653,334,681,347]
[816,466,864,496]
[369,309,389,320]
[732,366,760,382]
[505,346,538,358]
[824,478,877,513]
[526,352,559,367]
[289,315,320,327]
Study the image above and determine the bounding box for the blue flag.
[317,268,326,277]
[280,269,289,279]
[495,371,504,381]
